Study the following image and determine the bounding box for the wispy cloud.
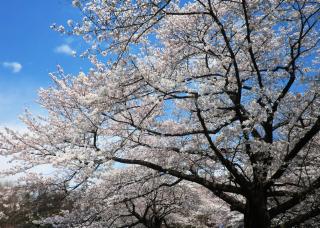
[54,44,76,56]
[2,62,22,73]
[65,37,74,44]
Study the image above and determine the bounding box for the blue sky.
[0,0,90,129]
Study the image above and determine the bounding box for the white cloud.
[2,62,22,73]
[54,44,76,56]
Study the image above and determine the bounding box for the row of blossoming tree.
[0,0,320,227]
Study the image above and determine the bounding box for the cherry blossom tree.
[40,166,241,228]
[1,0,320,227]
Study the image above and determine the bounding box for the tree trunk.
[244,189,271,228]
[146,218,162,228]
[153,219,162,228]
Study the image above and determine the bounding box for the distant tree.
[1,0,320,227]
[0,177,71,228]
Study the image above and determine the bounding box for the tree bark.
[244,189,271,228]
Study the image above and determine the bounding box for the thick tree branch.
[269,175,320,218]
[110,156,245,213]
[267,116,320,186]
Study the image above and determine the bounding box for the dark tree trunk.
[146,218,162,228]
[153,219,162,228]
[244,189,271,228]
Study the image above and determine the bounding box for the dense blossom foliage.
[0,0,320,227]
